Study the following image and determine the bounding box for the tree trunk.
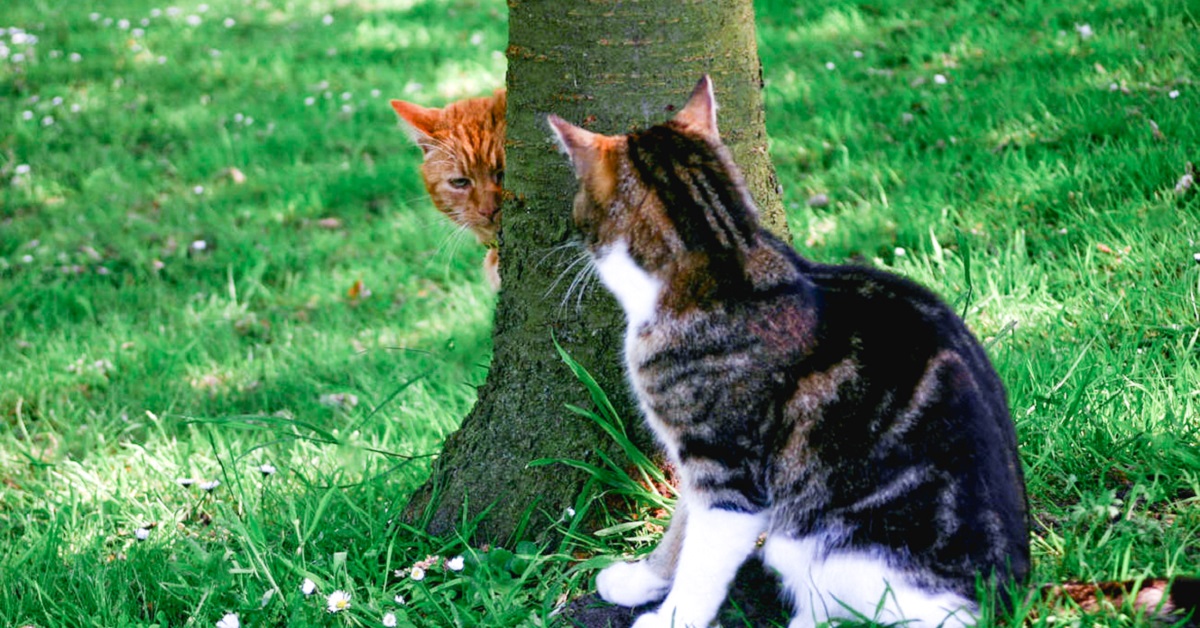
[404,0,787,544]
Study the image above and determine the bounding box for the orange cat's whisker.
[395,193,435,209]
[432,223,472,261]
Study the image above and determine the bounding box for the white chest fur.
[593,239,662,334]
[592,239,675,456]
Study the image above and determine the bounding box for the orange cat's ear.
[672,74,719,140]
[547,115,600,180]
[390,99,441,153]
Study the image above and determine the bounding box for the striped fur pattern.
[390,88,506,287]
[549,77,1032,628]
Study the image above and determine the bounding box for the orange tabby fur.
[390,88,506,288]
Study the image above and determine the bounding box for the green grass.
[2,0,1198,625]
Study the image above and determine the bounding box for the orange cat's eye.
[493,170,504,185]
[449,177,472,189]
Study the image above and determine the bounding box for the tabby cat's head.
[390,89,506,246]
[548,76,763,305]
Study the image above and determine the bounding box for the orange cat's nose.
[478,187,503,221]
[478,197,498,220]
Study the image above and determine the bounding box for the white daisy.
[301,577,317,596]
[259,463,276,476]
[409,566,425,581]
[200,479,220,492]
[326,590,351,613]
[444,555,465,572]
[215,612,239,628]
[382,612,397,627]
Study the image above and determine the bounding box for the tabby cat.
[390,89,506,288]
[549,76,1030,628]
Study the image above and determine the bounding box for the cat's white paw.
[596,560,670,607]
[631,608,706,628]
[630,610,671,628]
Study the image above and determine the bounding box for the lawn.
[1,0,1198,626]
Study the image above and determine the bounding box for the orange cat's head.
[390,89,506,247]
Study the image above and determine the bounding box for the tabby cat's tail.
[1040,577,1200,625]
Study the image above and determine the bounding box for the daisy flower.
[200,479,220,492]
[259,463,276,476]
[301,578,317,596]
[444,555,465,572]
[382,612,397,627]
[215,612,239,628]
[326,590,351,613]
[410,566,425,581]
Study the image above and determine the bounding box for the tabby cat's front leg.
[631,505,767,628]
[596,496,688,607]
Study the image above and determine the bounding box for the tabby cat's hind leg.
[763,535,976,628]
[596,497,688,607]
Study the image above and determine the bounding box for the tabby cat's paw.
[596,560,670,607]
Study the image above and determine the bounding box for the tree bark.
[404,0,787,544]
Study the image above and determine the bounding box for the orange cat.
[390,89,506,288]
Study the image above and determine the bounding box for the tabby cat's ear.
[672,74,719,140]
[547,115,601,180]
[390,99,441,154]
